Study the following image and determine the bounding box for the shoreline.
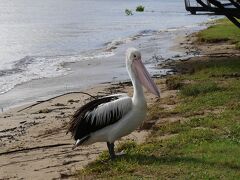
[0,24,210,111]
[1,19,239,179]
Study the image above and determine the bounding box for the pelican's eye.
[133,54,137,58]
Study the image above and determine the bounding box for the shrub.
[136,5,144,12]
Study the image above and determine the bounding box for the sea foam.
[0,51,114,94]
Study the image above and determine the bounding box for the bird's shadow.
[107,153,240,171]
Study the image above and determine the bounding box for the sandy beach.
[0,78,161,179]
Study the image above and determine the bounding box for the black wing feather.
[67,95,128,140]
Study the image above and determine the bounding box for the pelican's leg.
[107,142,116,159]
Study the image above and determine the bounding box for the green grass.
[175,57,240,115]
[77,57,240,179]
[180,81,222,97]
[197,18,240,49]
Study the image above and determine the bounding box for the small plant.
[136,5,144,12]
[125,9,133,16]
[117,140,137,152]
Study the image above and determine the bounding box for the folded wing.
[67,94,132,141]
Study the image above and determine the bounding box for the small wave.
[0,51,114,94]
[0,68,22,77]
[14,56,35,69]
[138,29,158,36]
[104,36,136,50]
[0,56,36,77]
[104,29,159,51]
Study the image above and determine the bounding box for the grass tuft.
[180,82,221,96]
[117,140,137,152]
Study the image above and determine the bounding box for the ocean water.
[0,0,213,97]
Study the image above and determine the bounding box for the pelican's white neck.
[133,77,145,105]
[127,64,146,105]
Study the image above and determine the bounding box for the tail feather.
[72,135,90,150]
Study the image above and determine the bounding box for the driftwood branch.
[0,143,72,156]
[17,91,97,112]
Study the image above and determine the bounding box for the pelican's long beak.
[133,59,160,97]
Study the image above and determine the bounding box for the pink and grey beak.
[133,59,160,97]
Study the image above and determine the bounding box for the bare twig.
[17,91,97,112]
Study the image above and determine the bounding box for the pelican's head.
[126,48,160,97]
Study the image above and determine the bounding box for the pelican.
[67,48,160,159]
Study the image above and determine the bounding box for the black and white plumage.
[68,94,131,143]
[67,48,160,159]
